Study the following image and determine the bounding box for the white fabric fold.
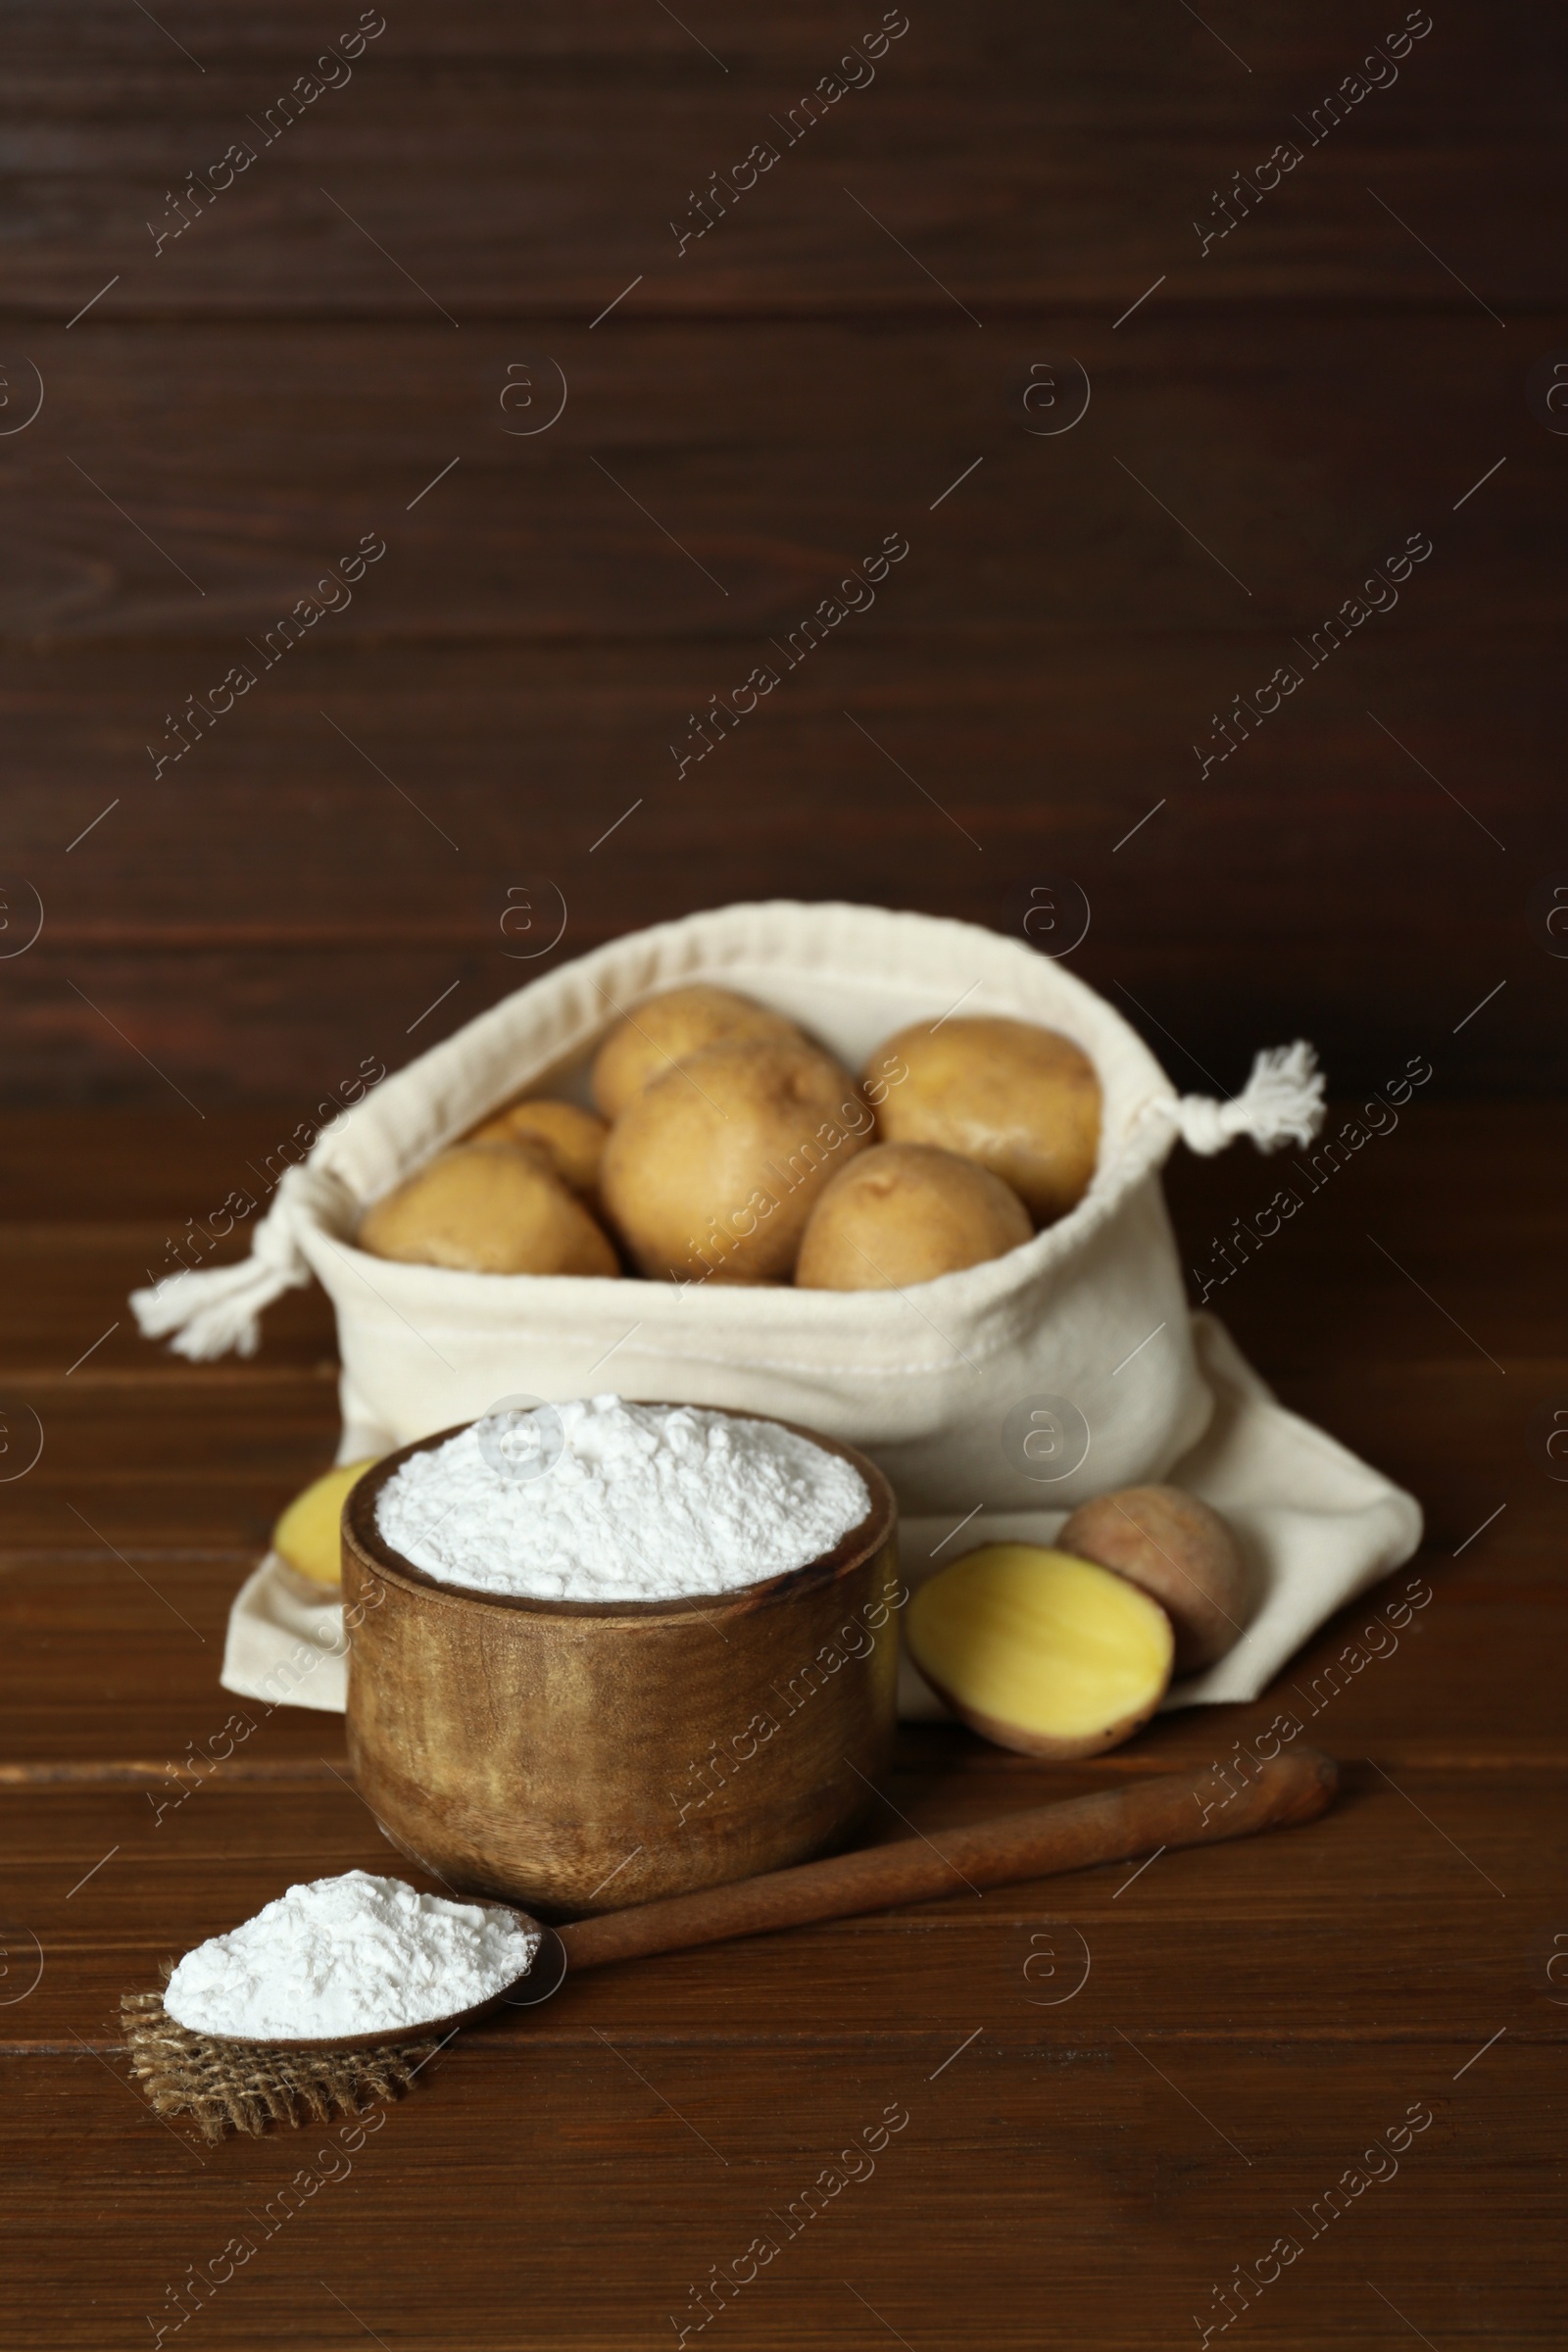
[220,1555,353,1715]
[896,1313,1421,1718]
[221,1313,1422,1721]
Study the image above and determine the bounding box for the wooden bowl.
[341,1408,901,1913]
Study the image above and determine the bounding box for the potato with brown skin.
[359,1143,619,1277]
[907,1543,1174,1758]
[796,1143,1031,1290]
[592,984,805,1119]
[601,1036,871,1284]
[867,1014,1102,1226]
[466,1098,609,1196]
[1056,1485,1250,1672]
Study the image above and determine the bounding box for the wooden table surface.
[1,1102,1562,2349]
[6,0,1561,1104]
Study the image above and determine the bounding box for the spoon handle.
[559,1744,1336,1975]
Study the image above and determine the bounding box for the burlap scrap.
[121,1973,439,2142]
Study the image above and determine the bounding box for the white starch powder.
[164,1871,541,2040]
[375,1394,871,1602]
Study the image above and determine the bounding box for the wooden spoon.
[206,1746,1335,2051]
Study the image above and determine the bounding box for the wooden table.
[6,2,1558,1105]
[2,1104,1562,2347]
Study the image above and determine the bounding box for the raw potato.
[906,1543,1174,1759]
[867,1014,1102,1226]
[359,1143,619,1277]
[796,1143,1031,1290]
[466,1098,609,1196]
[272,1459,379,1588]
[592,984,805,1119]
[601,1036,871,1284]
[1057,1485,1250,1672]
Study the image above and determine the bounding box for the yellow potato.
[796,1143,1031,1290]
[272,1459,378,1587]
[466,1098,609,1196]
[359,1143,619,1276]
[592,983,805,1119]
[1057,1486,1250,1672]
[906,1543,1174,1758]
[868,1014,1102,1226]
[601,1036,871,1284]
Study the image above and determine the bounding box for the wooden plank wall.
[1,0,1562,1103]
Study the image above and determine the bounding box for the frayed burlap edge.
[122,1970,439,2142]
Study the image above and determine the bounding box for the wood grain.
[5,12,1557,318]
[0,1105,1562,2352]
[1,625,1559,1099]
[4,2038,1559,2347]
[6,321,1555,646]
[0,0,1561,1101]
[1,0,1564,2328]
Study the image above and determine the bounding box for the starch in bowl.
[342,1400,900,1913]
[373,1394,872,1602]
[163,1870,541,2042]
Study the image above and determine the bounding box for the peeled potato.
[1057,1486,1250,1672]
[868,1015,1102,1226]
[359,1143,618,1276]
[796,1143,1031,1290]
[601,1036,870,1284]
[272,1459,379,1587]
[592,984,805,1119]
[466,1098,609,1196]
[907,1543,1174,1758]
